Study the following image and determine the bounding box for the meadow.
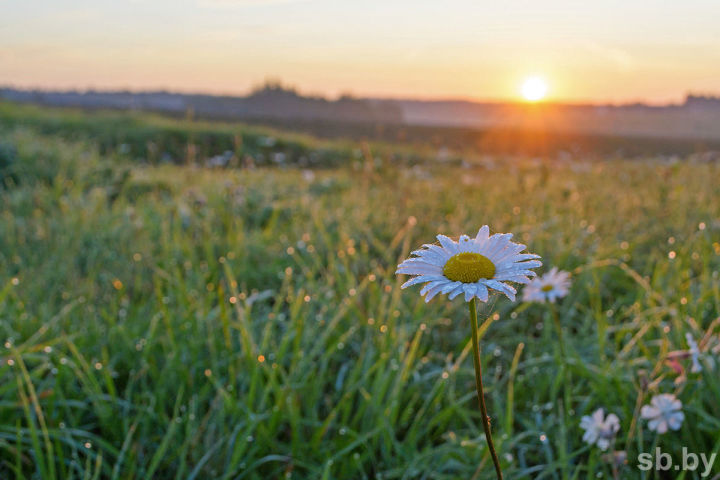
[1,102,719,479]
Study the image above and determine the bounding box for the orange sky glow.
[1,1,719,105]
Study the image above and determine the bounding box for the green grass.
[1,102,720,479]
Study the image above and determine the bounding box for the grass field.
[1,102,720,479]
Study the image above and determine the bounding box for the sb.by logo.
[638,447,717,477]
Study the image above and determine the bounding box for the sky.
[1,0,719,104]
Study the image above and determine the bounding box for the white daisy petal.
[424,283,447,302]
[421,280,447,295]
[401,275,446,289]
[411,253,447,266]
[396,264,443,276]
[475,225,490,243]
[473,283,489,302]
[397,258,444,270]
[463,284,476,302]
[448,285,465,300]
[437,235,458,253]
[441,281,462,294]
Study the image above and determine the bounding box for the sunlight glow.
[521,76,548,102]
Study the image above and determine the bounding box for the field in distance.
[1,102,719,479]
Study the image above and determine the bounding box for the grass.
[1,102,720,479]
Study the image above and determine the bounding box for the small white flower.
[396,226,542,303]
[686,333,702,373]
[641,394,684,434]
[580,408,620,451]
[522,267,571,303]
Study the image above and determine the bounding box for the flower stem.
[469,298,503,480]
[549,303,566,360]
[550,302,570,480]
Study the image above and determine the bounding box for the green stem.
[550,303,567,360]
[550,302,570,480]
[469,298,503,480]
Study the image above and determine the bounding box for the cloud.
[582,42,635,70]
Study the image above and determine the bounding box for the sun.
[521,76,548,102]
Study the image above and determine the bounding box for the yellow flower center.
[541,285,554,292]
[443,252,496,283]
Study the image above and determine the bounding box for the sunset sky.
[2,0,719,104]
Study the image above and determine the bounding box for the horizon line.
[2,82,719,109]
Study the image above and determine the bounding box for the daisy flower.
[396,226,542,303]
[396,225,541,480]
[522,267,571,303]
[641,394,684,434]
[580,408,620,451]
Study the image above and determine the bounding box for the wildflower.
[396,225,542,303]
[641,394,684,434]
[686,333,702,373]
[580,408,620,451]
[397,226,541,480]
[522,267,571,303]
